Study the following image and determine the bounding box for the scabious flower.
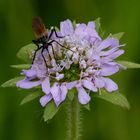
[17,19,125,107]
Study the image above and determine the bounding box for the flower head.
[17,19,125,107]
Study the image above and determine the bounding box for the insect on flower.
[32,16,65,67]
[15,18,131,108]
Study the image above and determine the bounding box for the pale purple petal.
[87,21,95,29]
[100,66,119,76]
[97,37,119,52]
[87,52,100,63]
[66,81,78,89]
[94,77,105,88]
[41,77,50,94]
[55,73,64,81]
[76,86,91,104]
[102,77,118,92]
[75,24,87,37]
[104,61,118,66]
[75,23,101,43]
[89,37,100,44]
[16,79,41,89]
[107,50,124,59]
[51,83,61,106]
[100,47,118,56]
[40,94,52,107]
[60,83,68,101]
[72,52,79,63]
[60,19,74,36]
[22,69,37,78]
[86,22,101,41]
[82,79,97,92]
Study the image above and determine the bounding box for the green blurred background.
[0,0,140,140]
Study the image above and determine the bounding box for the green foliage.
[1,76,24,87]
[11,64,30,69]
[72,20,77,27]
[94,17,101,32]
[94,18,124,40]
[94,90,130,109]
[17,43,36,63]
[83,103,90,111]
[67,88,76,101]
[94,17,106,38]
[20,90,43,105]
[111,32,124,40]
[43,101,60,122]
[118,60,140,69]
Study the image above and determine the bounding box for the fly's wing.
[32,17,48,39]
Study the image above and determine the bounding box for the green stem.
[67,95,82,140]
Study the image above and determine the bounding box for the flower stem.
[67,94,82,140]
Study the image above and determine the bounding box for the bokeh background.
[0,0,140,140]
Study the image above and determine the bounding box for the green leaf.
[43,101,59,122]
[67,88,75,101]
[83,103,90,111]
[11,64,30,69]
[54,26,60,32]
[117,60,140,69]
[111,32,124,40]
[72,20,77,27]
[94,17,101,32]
[1,76,24,88]
[94,90,130,110]
[20,90,42,105]
[17,43,36,62]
